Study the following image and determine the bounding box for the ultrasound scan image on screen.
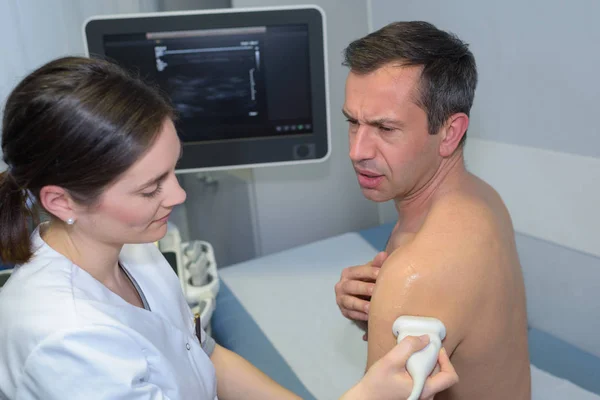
[103,25,313,144]
[85,7,329,171]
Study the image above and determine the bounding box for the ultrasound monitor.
[84,5,330,173]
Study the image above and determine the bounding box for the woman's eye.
[142,183,163,198]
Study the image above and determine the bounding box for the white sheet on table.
[219,232,600,400]
[531,364,600,399]
[220,233,375,399]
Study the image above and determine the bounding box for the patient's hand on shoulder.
[335,252,388,323]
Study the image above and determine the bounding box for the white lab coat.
[0,227,217,400]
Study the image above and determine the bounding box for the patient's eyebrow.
[367,117,405,128]
[342,109,356,120]
[342,109,406,129]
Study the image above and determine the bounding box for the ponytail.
[0,169,36,265]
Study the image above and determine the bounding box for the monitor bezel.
[83,5,331,173]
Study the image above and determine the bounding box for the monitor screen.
[84,6,330,172]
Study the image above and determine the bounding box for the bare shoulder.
[375,178,506,293]
[433,174,508,222]
[376,190,495,320]
[366,178,512,367]
[367,230,473,367]
[422,176,514,253]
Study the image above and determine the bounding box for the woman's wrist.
[339,382,365,400]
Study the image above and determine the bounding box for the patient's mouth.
[356,170,384,189]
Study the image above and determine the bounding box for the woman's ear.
[39,185,77,223]
[439,113,469,157]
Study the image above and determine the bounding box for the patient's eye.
[346,118,360,133]
[378,125,394,132]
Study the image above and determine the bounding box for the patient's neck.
[394,151,466,233]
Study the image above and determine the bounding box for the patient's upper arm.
[366,242,471,369]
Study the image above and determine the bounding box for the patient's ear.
[39,185,78,222]
[439,113,469,157]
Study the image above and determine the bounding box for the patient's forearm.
[211,344,301,400]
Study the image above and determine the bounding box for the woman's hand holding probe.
[340,335,459,400]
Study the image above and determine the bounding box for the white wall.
[158,0,231,10]
[369,0,600,357]
[177,171,259,268]
[0,0,159,112]
[0,0,160,169]
[231,0,380,256]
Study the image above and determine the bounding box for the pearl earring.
[66,218,75,225]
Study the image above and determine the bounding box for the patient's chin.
[361,189,392,203]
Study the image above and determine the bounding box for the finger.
[384,335,430,366]
[436,347,456,374]
[362,333,368,341]
[342,280,375,297]
[430,362,441,377]
[340,295,371,315]
[420,370,459,397]
[344,309,369,321]
[343,265,380,281]
[420,349,459,398]
[372,251,389,268]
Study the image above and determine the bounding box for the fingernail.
[419,334,429,343]
[364,304,369,313]
[374,269,380,277]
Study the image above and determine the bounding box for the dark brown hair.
[343,21,477,146]
[0,56,174,265]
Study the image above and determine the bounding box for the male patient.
[334,21,530,399]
